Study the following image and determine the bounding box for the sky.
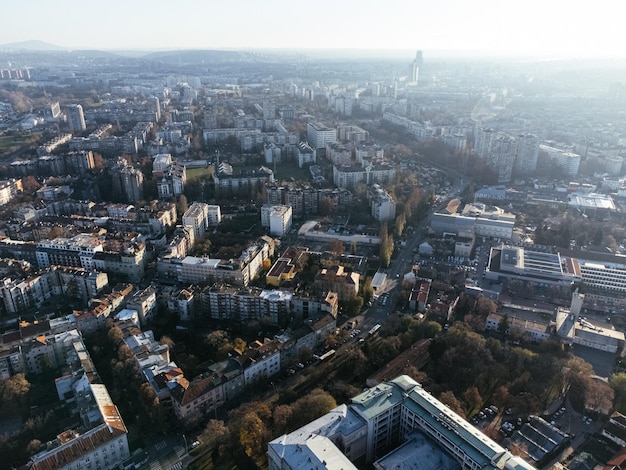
[1,0,624,59]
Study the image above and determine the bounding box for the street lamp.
[182,433,188,456]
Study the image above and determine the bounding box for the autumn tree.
[200,419,230,455]
[379,223,394,267]
[0,373,30,407]
[328,239,345,255]
[439,391,466,418]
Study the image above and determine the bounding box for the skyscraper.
[409,50,423,84]
[66,104,86,132]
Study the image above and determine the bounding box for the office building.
[269,375,535,470]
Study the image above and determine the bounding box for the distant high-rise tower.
[514,133,539,176]
[491,135,518,183]
[66,104,86,132]
[409,50,423,84]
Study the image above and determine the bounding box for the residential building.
[297,141,316,168]
[66,104,86,132]
[183,202,210,238]
[261,204,292,237]
[314,265,359,301]
[29,383,129,470]
[126,286,158,324]
[0,178,23,206]
[369,184,396,222]
[157,163,186,198]
[307,122,336,149]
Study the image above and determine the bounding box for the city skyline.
[1,0,624,59]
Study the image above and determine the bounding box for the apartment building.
[261,204,292,237]
[307,122,337,149]
[369,184,396,222]
[29,383,129,470]
[314,265,360,301]
[0,178,23,206]
[183,202,210,237]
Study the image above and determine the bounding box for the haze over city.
[1,0,625,59]
[2,3,626,470]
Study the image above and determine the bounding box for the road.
[352,176,468,332]
[143,434,190,470]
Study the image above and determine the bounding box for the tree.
[238,412,268,457]
[272,405,293,436]
[379,224,394,267]
[497,314,509,337]
[462,386,482,415]
[328,239,345,255]
[439,391,466,418]
[200,419,230,455]
[0,374,30,406]
[159,335,175,349]
[177,194,188,214]
[611,372,626,413]
[107,326,124,346]
[395,212,406,238]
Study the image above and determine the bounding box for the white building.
[269,375,536,470]
[369,184,396,222]
[66,104,86,132]
[261,204,293,237]
[307,122,336,149]
[183,202,210,238]
[207,204,222,225]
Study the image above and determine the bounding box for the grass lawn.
[273,162,311,183]
[187,166,214,180]
[0,131,43,155]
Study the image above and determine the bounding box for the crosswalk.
[169,463,183,470]
[155,441,168,451]
[174,446,185,458]
[149,461,162,470]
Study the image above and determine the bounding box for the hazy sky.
[1,0,623,59]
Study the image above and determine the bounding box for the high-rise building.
[409,50,422,84]
[487,134,518,183]
[66,104,86,132]
[514,133,539,176]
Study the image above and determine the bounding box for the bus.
[368,324,381,336]
[314,349,336,362]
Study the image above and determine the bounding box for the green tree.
[462,386,482,415]
[497,314,509,336]
[611,372,626,413]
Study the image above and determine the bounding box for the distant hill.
[0,40,65,51]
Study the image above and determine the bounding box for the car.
[191,440,200,449]
[297,362,305,369]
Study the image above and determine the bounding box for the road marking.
[169,463,183,470]
[155,441,167,451]
[150,461,162,470]
[175,446,185,457]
